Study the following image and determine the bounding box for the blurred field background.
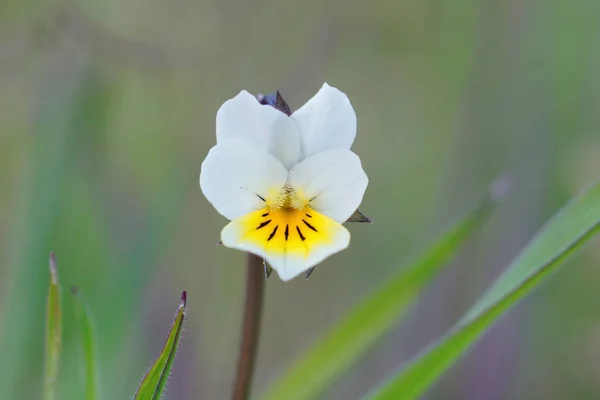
[1,0,600,399]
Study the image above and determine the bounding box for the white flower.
[199,83,368,281]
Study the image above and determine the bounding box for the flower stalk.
[232,254,265,400]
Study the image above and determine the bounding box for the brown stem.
[232,253,265,400]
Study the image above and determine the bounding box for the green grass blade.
[135,291,187,400]
[0,62,88,399]
[72,287,100,400]
[261,186,502,400]
[43,252,62,400]
[366,180,600,400]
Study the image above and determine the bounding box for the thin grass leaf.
[261,182,505,400]
[71,287,99,400]
[43,252,62,400]
[366,180,600,400]
[135,291,187,400]
[0,61,88,399]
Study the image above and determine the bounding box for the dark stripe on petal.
[267,226,278,241]
[256,194,266,201]
[285,224,289,241]
[302,219,318,232]
[262,213,269,217]
[296,226,306,241]
[257,219,272,230]
[305,213,313,218]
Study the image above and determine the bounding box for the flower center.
[267,184,307,211]
[224,184,339,258]
[238,202,335,258]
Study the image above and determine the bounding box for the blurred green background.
[1,0,600,399]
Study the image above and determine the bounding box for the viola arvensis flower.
[200,83,369,281]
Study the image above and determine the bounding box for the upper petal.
[291,83,357,159]
[199,141,288,220]
[288,149,368,223]
[216,90,301,169]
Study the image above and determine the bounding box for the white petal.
[220,206,351,281]
[291,83,357,159]
[199,141,288,220]
[216,90,301,168]
[288,149,368,222]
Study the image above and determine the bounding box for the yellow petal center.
[234,187,340,257]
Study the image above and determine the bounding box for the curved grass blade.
[135,291,187,400]
[366,180,600,400]
[43,252,62,400]
[71,287,99,400]
[261,183,504,400]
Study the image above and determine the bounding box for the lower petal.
[221,206,350,281]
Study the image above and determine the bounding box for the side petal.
[288,149,368,223]
[216,90,301,168]
[291,83,357,159]
[221,206,350,281]
[199,141,288,220]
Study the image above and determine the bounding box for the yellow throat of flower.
[234,185,341,258]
